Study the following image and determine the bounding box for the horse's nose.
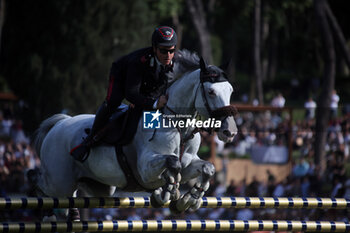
[223,129,233,137]
[223,129,238,138]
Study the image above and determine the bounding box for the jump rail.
[1,220,349,232]
[0,197,349,210]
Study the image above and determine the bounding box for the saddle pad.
[102,106,142,145]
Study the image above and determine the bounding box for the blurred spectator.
[330,90,340,118]
[266,169,275,183]
[292,158,310,177]
[236,179,246,197]
[304,97,317,120]
[153,210,165,221]
[245,176,259,196]
[0,111,13,137]
[236,209,254,220]
[272,181,285,197]
[331,178,344,198]
[126,209,141,221]
[225,179,236,196]
[271,92,285,108]
[10,120,29,144]
[214,182,227,197]
[300,176,310,197]
[208,208,225,220]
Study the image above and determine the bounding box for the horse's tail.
[33,114,71,158]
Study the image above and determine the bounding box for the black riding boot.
[70,102,110,162]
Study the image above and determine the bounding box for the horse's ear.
[200,57,208,72]
[219,59,232,72]
[220,58,234,79]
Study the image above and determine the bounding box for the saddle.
[91,104,141,146]
[85,104,148,192]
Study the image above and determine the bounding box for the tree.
[149,0,184,49]
[252,0,264,105]
[0,0,5,56]
[313,0,336,173]
[186,0,213,63]
[324,2,350,69]
[0,0,156,131]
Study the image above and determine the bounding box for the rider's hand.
[157,95,168,109]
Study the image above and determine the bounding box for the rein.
[177,126,200,162]
[164,105,199,162]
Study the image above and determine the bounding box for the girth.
[115,145,153,192]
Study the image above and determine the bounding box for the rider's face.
[154,45,175,66]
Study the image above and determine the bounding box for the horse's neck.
[133,71,200,152]
[166,69,200,115]
[164,70,200,137]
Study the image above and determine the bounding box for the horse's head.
[195,58,238,142]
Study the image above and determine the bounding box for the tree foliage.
[0,0,156,130]
[0,0,349,132]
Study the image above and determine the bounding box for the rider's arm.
[124,61,156,110]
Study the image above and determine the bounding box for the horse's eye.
[208,89,216,97]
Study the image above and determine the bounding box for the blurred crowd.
[0,104,40,197]
[1,98,350,222]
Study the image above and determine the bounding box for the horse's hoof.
[150,194,163,208]
[202,163,215,180]
[190,199,202,211]
[67,208,81,222]
[171,188,181,201]
[169,200,183,215]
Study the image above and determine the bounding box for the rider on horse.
[70,26,177,162]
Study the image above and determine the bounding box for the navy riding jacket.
[106,47,173,111]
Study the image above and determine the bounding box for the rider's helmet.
[152,26,177,47]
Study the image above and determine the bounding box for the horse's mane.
[168,49,200,84]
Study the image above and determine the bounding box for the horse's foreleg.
[66,190,81,222]
[149,155,182,207]
[170,159,215,213]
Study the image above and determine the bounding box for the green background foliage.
[0,0,349,131]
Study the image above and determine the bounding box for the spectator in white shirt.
[304,97,317,120]
[330,89,340,118]
[271,92,285,108]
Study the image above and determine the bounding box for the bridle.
[199,68,237,120]
[165,68,237,118]
[161,67,237,161]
